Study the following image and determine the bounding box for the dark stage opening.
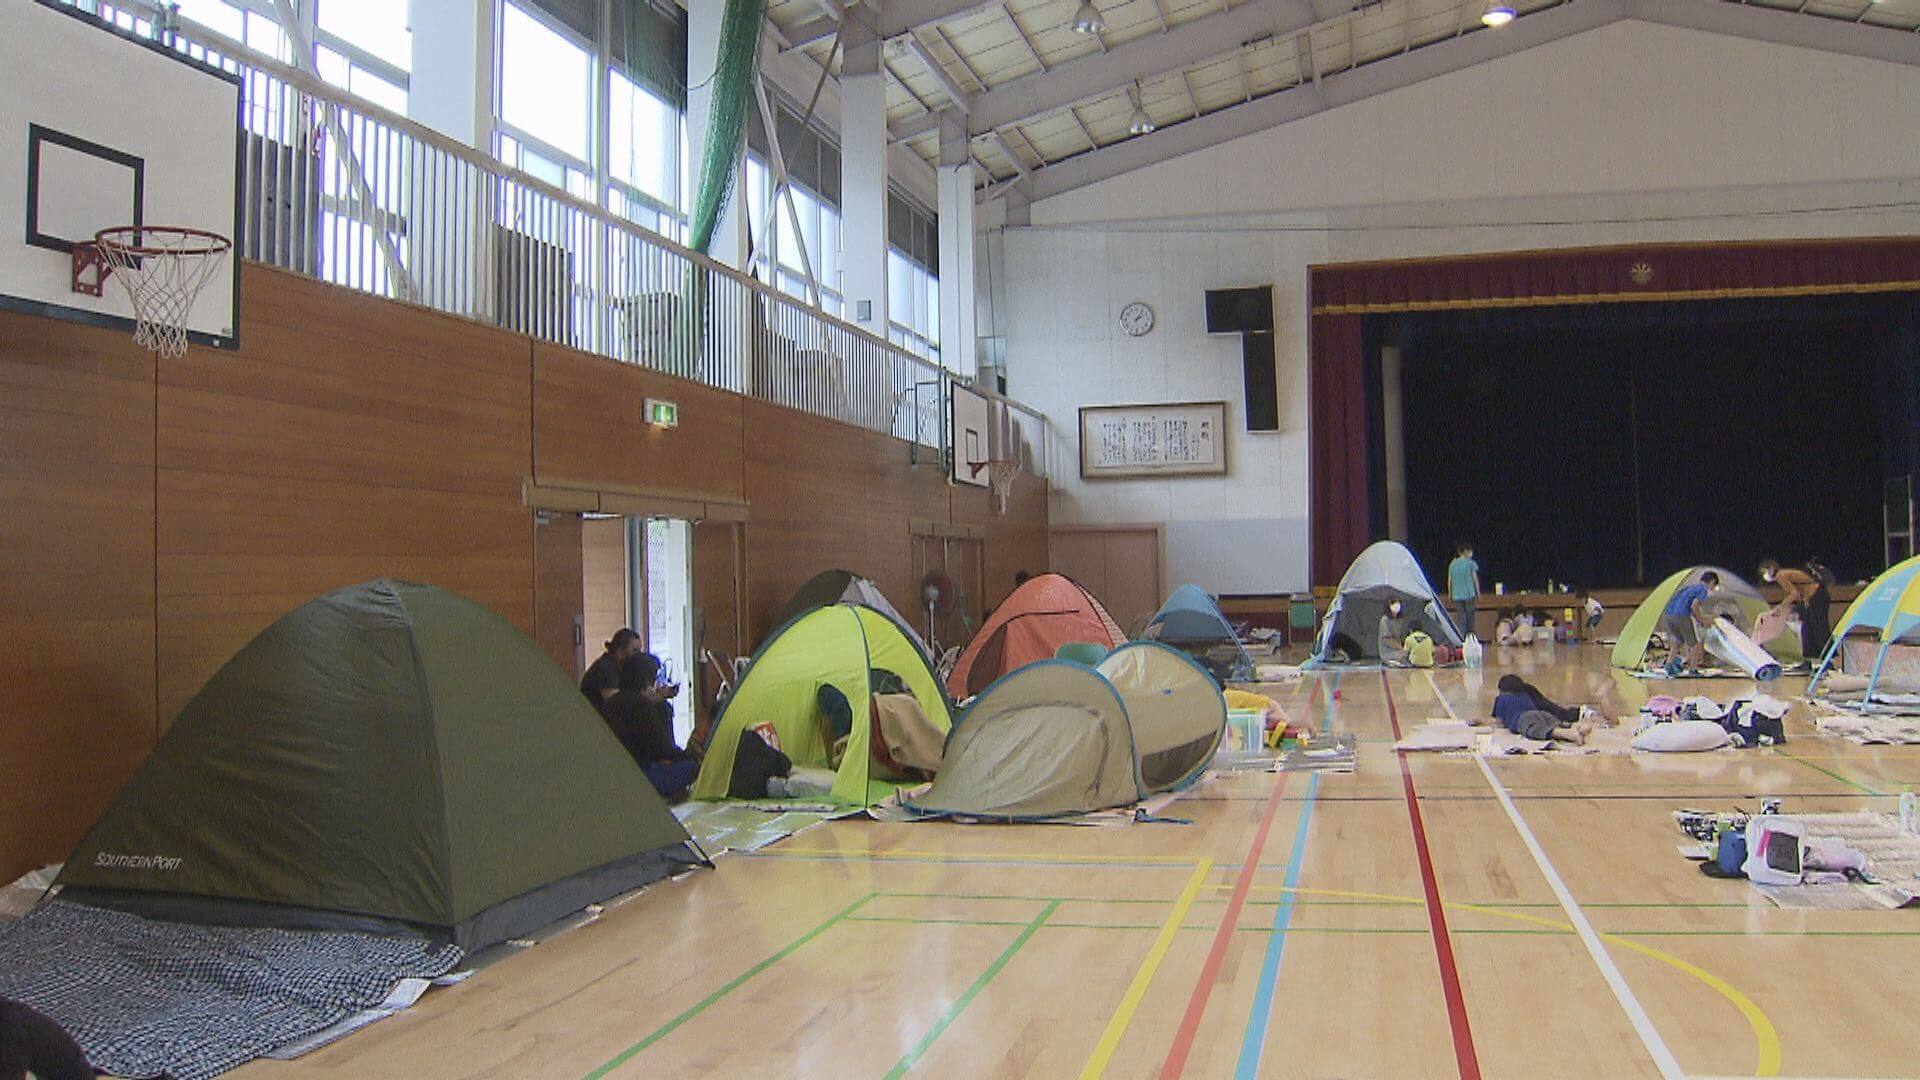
[1377,293,1920,590]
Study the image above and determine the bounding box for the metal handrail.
[119,5,1052,476]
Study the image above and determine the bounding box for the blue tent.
[1143,584,1254,682]
[1811,554,1920,704]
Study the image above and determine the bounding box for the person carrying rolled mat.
[1659,572,1720,671]
[1760,557,1831,660]
[1475,674,1599,745]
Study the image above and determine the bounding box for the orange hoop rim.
[92,225,232,258]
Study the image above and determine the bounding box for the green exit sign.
[644,398,679,428]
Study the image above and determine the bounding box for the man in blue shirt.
[1660,572,1720,671]
[1446,541,1480,640]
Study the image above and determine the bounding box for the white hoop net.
[988,459,1021,515]
[94,227,231,359]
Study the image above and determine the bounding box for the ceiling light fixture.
[1070,0,1106,35]
[1127,83,1155,135]
[1481,2,1516,27]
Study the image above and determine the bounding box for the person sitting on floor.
[1378,598,1416,665]
[1472,674,1600,745]
[580,628,644,707]
[602,652,697,799]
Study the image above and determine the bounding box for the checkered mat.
[0,900,463,1080]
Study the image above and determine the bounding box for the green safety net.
[687,0,765,256]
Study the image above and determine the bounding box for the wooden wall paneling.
[155,266,537,721]
[949,537,985,647]
[532,342,746,503]
[1051,526,1164,637]
[742,401,951,644]
[985,474,1050,610]
[534,512,586,677]
[581,517,630,654]
[0,312,158,882]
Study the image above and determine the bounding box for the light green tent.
[693,603,952,805]
[57,580,698,952]
[905,641,1226,820]
[1610,566,1802,669]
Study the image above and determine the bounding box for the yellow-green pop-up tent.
[693,603,952,805]
[1610,566,1801,669]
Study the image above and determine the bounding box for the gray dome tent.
[905,641,1225,820]
[56,580,700,952]
[1313,541,1462,661]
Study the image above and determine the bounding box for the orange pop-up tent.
[947,573,1126,698]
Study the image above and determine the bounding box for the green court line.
[881,900,1060,1079]
[853,914,1038,928]
[1773,748,1885,795]
[581,892,876,1079]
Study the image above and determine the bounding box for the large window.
[498,3,594,169]
[888,194,941,367]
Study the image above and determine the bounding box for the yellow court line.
[1078,858,1214,1080]
[1235,883,1783,1076]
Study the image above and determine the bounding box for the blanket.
[0,900,463,1080]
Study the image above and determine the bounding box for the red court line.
[1381,672,1483,1080]
[1156,680,1320,1078]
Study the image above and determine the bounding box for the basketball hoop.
[74,226,231,359]
[969,458,1022,515]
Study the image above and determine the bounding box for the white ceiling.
[757,0,1920,198]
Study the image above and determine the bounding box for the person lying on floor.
[0,996,91,1080]
[603,652,697,798]
[1472,674,1604,745]
[1378,599,1416,665]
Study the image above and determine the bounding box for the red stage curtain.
[1309,313,1366,586]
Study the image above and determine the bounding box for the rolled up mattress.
[1705,616,1781,681]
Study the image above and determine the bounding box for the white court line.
[1424,670,1687,1080]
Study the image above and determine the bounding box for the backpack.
[1405,631,1436,668]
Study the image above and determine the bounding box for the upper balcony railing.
[83,1,1050,481]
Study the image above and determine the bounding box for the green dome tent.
[56,580,700,952]
[773,568,926,653]
[1609,566,1801,669]
[693,603,953,805]
[905,641,1225,820]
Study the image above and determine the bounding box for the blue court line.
[1234,675,1335,1078]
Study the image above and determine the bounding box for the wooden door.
[1049,527,1163,637]
[948,537,985,646]
[912,534,949,650]
[691,519,743,740]
[581,517,631,656]
[533,511,586,678]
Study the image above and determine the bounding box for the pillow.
[1633,719,1731,753]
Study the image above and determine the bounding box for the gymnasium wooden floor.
[240,646,1920,1079]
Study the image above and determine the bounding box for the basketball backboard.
[950,382,992,487]
[1,1,241,348]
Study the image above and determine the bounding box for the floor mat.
[0,900,462,1080]
[672,801,851,856]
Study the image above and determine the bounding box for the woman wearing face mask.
[1760,558,1831,661]
[1378,597,1416,664]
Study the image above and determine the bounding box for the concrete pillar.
[686,0,745,268]
[1381,344,1408,542]
[936,112,976,378]
[406,0,493,317]
[407,0,491,147]
[839,23,889,336]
